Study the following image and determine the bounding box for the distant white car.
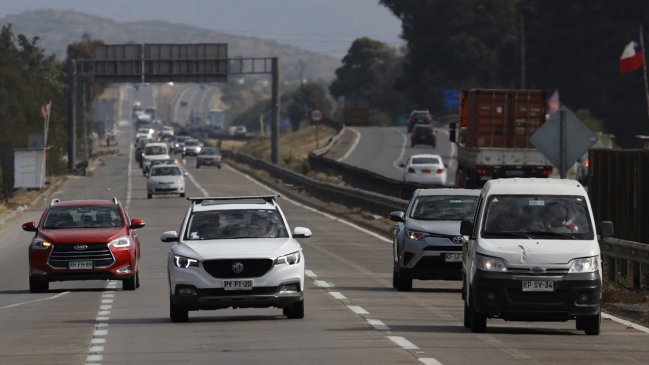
[146,164,185,199]
[403,154,447,185]
[142,142,171,173]
[160,195,311,322]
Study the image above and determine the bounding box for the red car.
[22,198,145,293]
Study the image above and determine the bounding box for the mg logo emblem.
[232,262,244,274]
[73,244,88,251]
[452,236,464,244]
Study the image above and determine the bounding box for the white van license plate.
[522,280,554,292]
[445,253,462,262]
[223,280,253,291]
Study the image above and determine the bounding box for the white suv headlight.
[569,256,599,273]
[476,254,508,272]
[108,236,132,248]
[274,251,301,265]
[174,255,199,268]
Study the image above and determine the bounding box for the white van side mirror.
[600,221,614,239]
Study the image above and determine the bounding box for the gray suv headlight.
[406,229,428,241]
[174,255,199,268]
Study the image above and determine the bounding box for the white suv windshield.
[410,195,478,221]
[185,209,288,240]
[482,195,593,240]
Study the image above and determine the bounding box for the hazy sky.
[0,0,403,58]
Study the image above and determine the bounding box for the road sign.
[310,108,323,123]
[530,106,597,176]
[444,89,461,109]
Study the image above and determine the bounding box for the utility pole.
[520,14,526,89]
[68,59,77,171]
[271,57,280,164]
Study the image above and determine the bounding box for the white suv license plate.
[445,253,462,262]
[69,261,93,270]
[223,280,253,291]
[522,280,554,292]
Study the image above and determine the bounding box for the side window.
[470,195,484,239]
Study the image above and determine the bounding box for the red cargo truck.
[450,89,553,188]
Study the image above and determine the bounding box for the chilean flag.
[620,40,644,73]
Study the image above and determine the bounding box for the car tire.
[135,271,141,288]
[180,193,186,198]
[396,267,412,292]
[411,141,415,148]
[29,279,48,293]
[468,293,487,333]
[147,193,152,199]
[392,263,398,289]
[196,163,200,169]
[578,310,601,335]
[217,164,221,169]
[283,300,304,319]
[170,296,189,322]
[463,300,471,329]
[123,274,137,291]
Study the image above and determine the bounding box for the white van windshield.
[482,195,594,240]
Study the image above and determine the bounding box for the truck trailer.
[451,89,553,188]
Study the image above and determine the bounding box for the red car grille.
[48,243,115,269]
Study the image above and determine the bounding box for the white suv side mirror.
[160,231,179,242]
[292,227,312,238]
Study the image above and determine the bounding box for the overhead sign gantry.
[68,43,280,169]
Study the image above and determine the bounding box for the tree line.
[329,0,649,147]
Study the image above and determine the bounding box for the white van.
[460,178,613,335]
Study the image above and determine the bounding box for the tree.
[329,37,407,116]
[286,83,332,130]
[380,0,520,112]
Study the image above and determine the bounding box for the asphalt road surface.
[1,92,648,365]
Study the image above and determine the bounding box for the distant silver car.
[182,139,203,156]
[146,164,186,199]
[389,188,480,291]
[196,146,222,169]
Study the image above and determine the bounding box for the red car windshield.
[42,206,124,229]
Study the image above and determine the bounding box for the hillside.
[1,10,341,83]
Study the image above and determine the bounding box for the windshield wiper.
[524,231,577,240]
[483,231,533,239]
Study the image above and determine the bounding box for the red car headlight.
[108,236,133,248]
[30,238,52,250]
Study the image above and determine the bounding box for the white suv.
[160,195,311,322]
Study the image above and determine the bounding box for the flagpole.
[639,25,649,120]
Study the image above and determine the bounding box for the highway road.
[337,126,458,186]
[1,92,648,365]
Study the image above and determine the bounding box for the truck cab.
[461,178,611,335]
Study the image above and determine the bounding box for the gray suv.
[389,188,479,291]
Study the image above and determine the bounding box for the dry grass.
[603,282,649,304]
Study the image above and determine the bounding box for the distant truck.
[450,89,553,188]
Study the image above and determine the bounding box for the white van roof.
[483,178,586,196]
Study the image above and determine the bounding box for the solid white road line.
[0,292,69,310]
[337,127,361,162]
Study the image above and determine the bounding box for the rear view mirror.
[600,221,614,238]
[160,231,179,242]
[22,221,37,232]
[389,211,405,222]
[460,220,473,236]
[292,227,312,238]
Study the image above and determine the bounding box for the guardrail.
[223,150,408,217]
[223,149,649,290]
[600,237,649,289]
